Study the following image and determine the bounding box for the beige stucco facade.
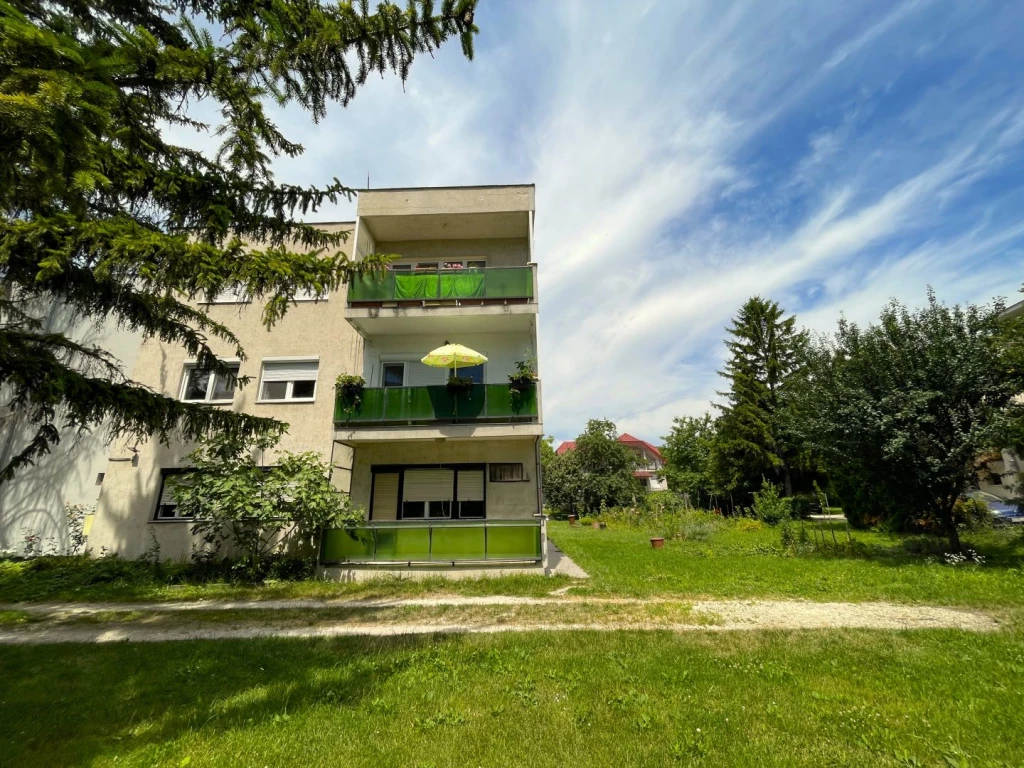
[89,185,544,563]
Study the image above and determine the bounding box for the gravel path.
[0,597,1001,644]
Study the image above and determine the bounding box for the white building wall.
[0,302,142,552]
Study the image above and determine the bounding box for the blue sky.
[179,0,1024,446]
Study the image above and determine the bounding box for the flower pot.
[650,537,665,549]
[592,521,606,530]
[568,515,579,526]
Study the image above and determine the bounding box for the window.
[415,262,439,271]
[293,287,328,302]
[370,465,486,520]
[402,468,453,519]
[390,263,413,272]
[382,362,405,387]
[95,472,105,485]
[154,471,195,521]
[490,463,524,482]
[206,286,250,304]
[180,362,239,403]
[259,359,319,402]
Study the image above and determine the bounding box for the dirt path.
[0,597,1001,644]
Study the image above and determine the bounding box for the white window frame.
[381,361,406,388]
[257,357,320,404]
[203,286,251,305]
[292,287,329,302]
[179,361,240,404]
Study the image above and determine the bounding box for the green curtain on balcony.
[394,272,439,300]
[439,270,485,299]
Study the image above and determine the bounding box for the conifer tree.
[713,296,805,497]
[0,0,478,482]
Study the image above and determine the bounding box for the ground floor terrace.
[324,435,545,575]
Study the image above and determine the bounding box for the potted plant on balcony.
[508,354,537,392]
[446,374,475,396]
[508,354,537,411]
[335,374,365,414]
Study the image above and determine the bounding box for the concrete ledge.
[320,564,546,581]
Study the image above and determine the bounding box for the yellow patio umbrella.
[421,342,488,377]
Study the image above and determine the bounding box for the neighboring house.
[0,300,141,554]
[978,297,1024,502]
[618,433,669,491]
[89,185,546,574]
[554,432,668,491]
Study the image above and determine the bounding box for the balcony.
[319,519,543,564]
[348,265,535,305]
[334,383,539,425]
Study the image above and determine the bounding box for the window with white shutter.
[259,359,319,402]
[402,469,453,518]
[371,473,400,521]
[456,469,485,519]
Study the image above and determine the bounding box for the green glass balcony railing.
[347,266,535,304]
[335,382,539,425]
[319,519,543,564]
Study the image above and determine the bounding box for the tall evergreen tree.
[714,296,805,497]
[0,0,478,482]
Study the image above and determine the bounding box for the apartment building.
[89,185,545,572]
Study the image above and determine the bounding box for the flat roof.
[356,183,535,193]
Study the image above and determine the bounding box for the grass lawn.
[0,629,1021,767]
[548,520,1024,608]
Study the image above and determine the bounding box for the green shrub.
[751,478,791,525]
[788,494,818,519]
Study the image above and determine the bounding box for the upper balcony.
[345,265,537,335]
[347,185,537,336]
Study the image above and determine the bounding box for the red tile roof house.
[555,434,668,491]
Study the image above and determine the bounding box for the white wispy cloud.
[167,0,1024,447]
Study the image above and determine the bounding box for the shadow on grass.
[0,633,467,766]
[783,520,1024,569]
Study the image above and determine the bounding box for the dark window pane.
[383,364,404,387]
[157,505,178,519]
[457,500,485,519]
[402,501,426,518]
[211,364,240,401]
[457,364,484,384]
[291,380,316,399]
[261,381,287,400]
[183,369,210,401]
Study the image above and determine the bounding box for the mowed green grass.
[549,520,1024,608]
[1,629,1021,767]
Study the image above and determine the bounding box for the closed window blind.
[457,470,485,501]
[403,469,454,501]
[371,473,400,520]
[261,360,319,382]
[406,362,446,387]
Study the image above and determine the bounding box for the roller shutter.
[371,473,399,520]
[403,469,454,501]
[261,360,319,382]
[457,469,484,501]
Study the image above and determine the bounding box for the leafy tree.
[0,0,479,483]
[660,413,717,505]
[171,431,361,577]
[803,291,1024,551]
[713,297,807,499]
[544,420,643,515]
